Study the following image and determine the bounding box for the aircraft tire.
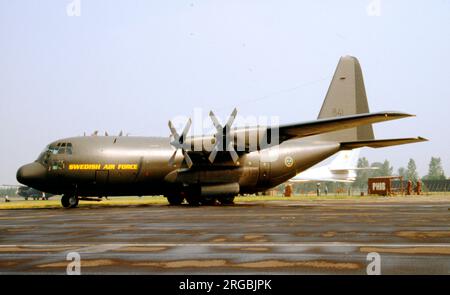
[167,195,184,205]
[201,196,217,206]
[185,196,201,206]
[69,196,79,208]
[61,194,79,208]
[218,195,235,205]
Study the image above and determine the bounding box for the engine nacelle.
[185,126,278,153]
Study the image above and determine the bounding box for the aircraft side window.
[58,143,66,154]
[51,160,65,170]
[66,143,73,155]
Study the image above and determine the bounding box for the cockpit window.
[36,142,74,164]
[66,143,73,155]
[58,143,66,154]
[49,145,59,155]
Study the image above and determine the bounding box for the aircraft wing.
[340,137,428,149]
[275,111,414,142]
[180,111,418,167]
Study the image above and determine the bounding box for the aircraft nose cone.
[16,163,47,185]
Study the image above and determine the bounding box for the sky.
[0,0,449,184]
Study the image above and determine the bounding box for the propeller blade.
[183,150,193,168]
[118,130,123,137]
[209,110,222,130]
[105,131,109,136]
[181,118,192,141]
[208,145,219,163]
[168,118,194,168]
[225,108,238,129]
[168,120,179,139]
[227,142,239,163]
[168,150,178,167]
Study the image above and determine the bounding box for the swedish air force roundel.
[284,156,294,168]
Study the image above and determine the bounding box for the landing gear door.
[95,170,109,185]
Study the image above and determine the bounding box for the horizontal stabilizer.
[330,167,379,173]
[277,111,413,141]
[340,137,428,150]
[289,178,355,183]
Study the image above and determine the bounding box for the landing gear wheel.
[186,196,201,206]
[167,195,184,205]
[201,196,217,206]
[219,195,235,205]
[61,194,79,208]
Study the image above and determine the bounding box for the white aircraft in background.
[289,149,371,183]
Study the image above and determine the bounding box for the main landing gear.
[61,194,79,208]
[167,195,184,206]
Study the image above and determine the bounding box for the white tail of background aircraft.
[290,149,365,183]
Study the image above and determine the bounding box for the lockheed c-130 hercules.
[16,56,426,208]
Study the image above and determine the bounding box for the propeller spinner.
[168,119,193,168]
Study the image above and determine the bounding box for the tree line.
[353,156,447,189]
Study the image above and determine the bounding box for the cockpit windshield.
[36,142,73,165]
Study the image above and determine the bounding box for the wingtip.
[417,136,428,142]
[379,111,415,118]
[391,111,414,117]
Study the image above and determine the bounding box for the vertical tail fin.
[316,56,374,142]
[329,148,361,170]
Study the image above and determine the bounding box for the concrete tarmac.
[0,199,449,274]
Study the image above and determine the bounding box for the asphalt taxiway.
[0,198,449,274]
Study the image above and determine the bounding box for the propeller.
[208,108,239,164]
[91,130,99,136]
[168,118,193,168]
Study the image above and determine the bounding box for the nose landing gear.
[61,194,79,208]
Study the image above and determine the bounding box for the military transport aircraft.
[16,56,426,208]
